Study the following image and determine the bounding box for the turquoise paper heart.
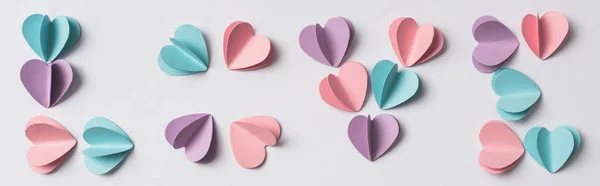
[83,117,133,175]
[158,24,209,76]
[371,60,420,110]
[22,14,81,63]
[492,68,541,120]
[524,126,580,173]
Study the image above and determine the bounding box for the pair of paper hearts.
[479,121,581,174]
[319,60,420,112]
[21,14,81,108]
[165,114,214,162]
[22,14,81,63]
[492,68,541,121]
[230,116,281,168]
[348,114,400,161]
[159,25,209,76]
[83,117,134,175]
[522,12,569,60]
[25,116,77,174]
[472,16,519,73]
[20,59,73,108]
[299,17,354,67]
[389,17,444,67]
[479,120,524,174]
[524,126,580,173]
[224,21,274,71]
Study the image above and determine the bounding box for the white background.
[0,0,597,185]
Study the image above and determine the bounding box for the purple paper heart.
[20,59,73,108]
[472,16,519,73]
[299,17,354,67]
[165,113,214,162]
[348,114,400,161]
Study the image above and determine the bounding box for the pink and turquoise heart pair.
[20,14,81,108]
[319,60,421,111]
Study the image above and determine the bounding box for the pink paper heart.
[522,11,569,60]
[479,120,524,174]
[224,21,274,71]
[26,115,77,174]
[319,61,368,112]
[230,116,280,169]
[389,18,444,67]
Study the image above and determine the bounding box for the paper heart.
[230,116,280,168]
[478,120,524,174]
[371,59,420,110]
[472,16,519,73]
[389,17,444,67]
[524,126,581,173]
[20,59,73,108]
[319,61,368,112]
[299,17,354,67]
[348,114,399,161]
[25,116,76,174]
[83,117,134,175]
[165,114,214,162]
[159,24,209,76]
[522,11,569,60]
[492,68,541,121]
[223,21,274,71]
[22,14,81,62]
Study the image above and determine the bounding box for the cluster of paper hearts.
[83,117,134,175]
[165,114,214,162]
[472,12,569,73]
[479,121,581,174]
[348,114,400,161]
[478,120,524,174]
[159,25,209,76]
[299,17,354,67]
[21,14,81,108]
[389,17,444,67]
[25,116,77,174]
[319,60,421,112]
[492,68,541,121]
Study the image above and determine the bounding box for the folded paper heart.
[22,14,81,63]
[319,61,368,112]
[389,17,444,67]
[372,60,420,110]
[299,17,354,67]
[20,59,73,108]
[348,114,399,161]
[83,117,134,175]
[522,11,569,60]
[165,114,214,162]
[472,16,519,73]
[25,116,77,174]
[478,120,524,174]
[159,24,209,76]
[524,126,580,173]
[223,21,274,71]
[492,68,541,121]
[230,116,280,168]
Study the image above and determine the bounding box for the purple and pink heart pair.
[20,14,81,108]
